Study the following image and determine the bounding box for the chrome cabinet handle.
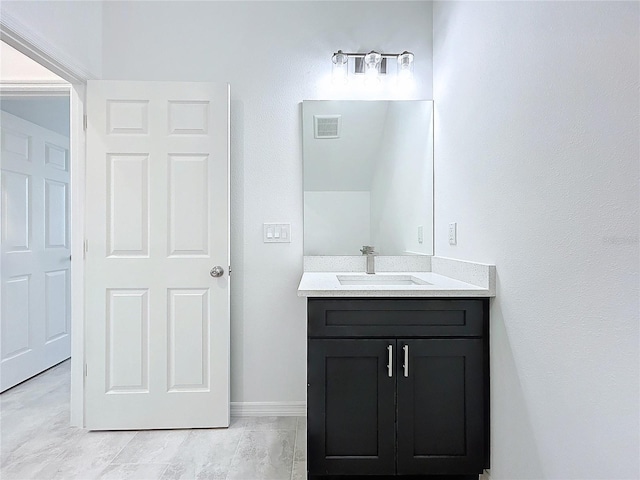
[387,345,393,377]
[210,266,224,277]
[403,345,409,377]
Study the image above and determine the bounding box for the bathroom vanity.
[298,258,495,480]
[299,100,494,479]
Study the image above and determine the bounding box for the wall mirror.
[302,100,433,256]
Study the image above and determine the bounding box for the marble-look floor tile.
[47,430,137,479]
[1,383,69,425]
[97,463,169,479]
[1,362,70,413]
[2,361,310,480]
[1,413,61,465]
[227,429,295,480]
[161,428,243,480]
[0,450,62,480]
[1,366,72,465]
[111,430,189,465]
[235,416,298,431]
[1,360,69,398]
[291,459,307,480]
[227,416,247,430]
[294,416,307,462]
[295,416,307,432]
[2,409,85,467]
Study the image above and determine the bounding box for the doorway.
[0,41,72,392]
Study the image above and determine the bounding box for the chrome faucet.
[360,246,376,274]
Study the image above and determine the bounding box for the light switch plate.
[448,222,457,245]
[264,223,291,243]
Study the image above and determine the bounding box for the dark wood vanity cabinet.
[307,298,490,480]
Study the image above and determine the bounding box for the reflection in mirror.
[302,100,433,256]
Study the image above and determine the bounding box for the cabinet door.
[308,339,396,475]
[397,339,484,475]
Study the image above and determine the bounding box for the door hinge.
[84,363,88,377]
[83,114,87,131]
[84,239,89,259]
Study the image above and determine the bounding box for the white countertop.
[297,271,492,297]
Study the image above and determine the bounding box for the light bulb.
[364,51,382,85]
[397,51,414,86]
[332,50,348,85]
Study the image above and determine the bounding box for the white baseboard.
[230,401,306,417]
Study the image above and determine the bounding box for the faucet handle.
[360,245,375,255]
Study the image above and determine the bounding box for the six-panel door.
[1,111,71,392]
[85,81,230,430]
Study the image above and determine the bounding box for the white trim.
[69,84,86,428]
[230,402,306,417]
[0,83,70,96]
[0,11,96,83]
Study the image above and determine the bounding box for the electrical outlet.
[418,225,424,244]
[448,222,457,245]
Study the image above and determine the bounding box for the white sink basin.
[337,274,432,286]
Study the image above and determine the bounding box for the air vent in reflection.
[314,115,341,139]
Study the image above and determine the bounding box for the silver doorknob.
[210,266,224,278]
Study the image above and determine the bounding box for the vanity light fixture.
[331,50,414,85]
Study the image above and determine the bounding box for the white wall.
[0,41,65,82]
[1,1,102,78]
[101,1,433,404]
[433,2,639,479]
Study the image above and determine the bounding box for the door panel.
[105,288,149,393]
[85,81,230,430]
[168,155,209,256]
[106,154,149,256]
[2,171,30,250]
[307,339,396,475]
[396,339,484,475]
[0,111,71,392]
[44,269,69,341]
[44,142,68,170]
[44,179,68,248]
[167,288,209,391]
[2,275,30,358]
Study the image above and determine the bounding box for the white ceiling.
[1,97,70,137]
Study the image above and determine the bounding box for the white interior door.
[0,111,71,392]
[85,81,230,430]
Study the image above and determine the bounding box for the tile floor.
[1,361,307,480]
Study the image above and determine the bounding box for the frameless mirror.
[302,100,433,256]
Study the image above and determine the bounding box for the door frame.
[1,14,90,427]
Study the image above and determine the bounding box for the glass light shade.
[397,51,414,83]
[332,50,348,84]
[364,51,382,85]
